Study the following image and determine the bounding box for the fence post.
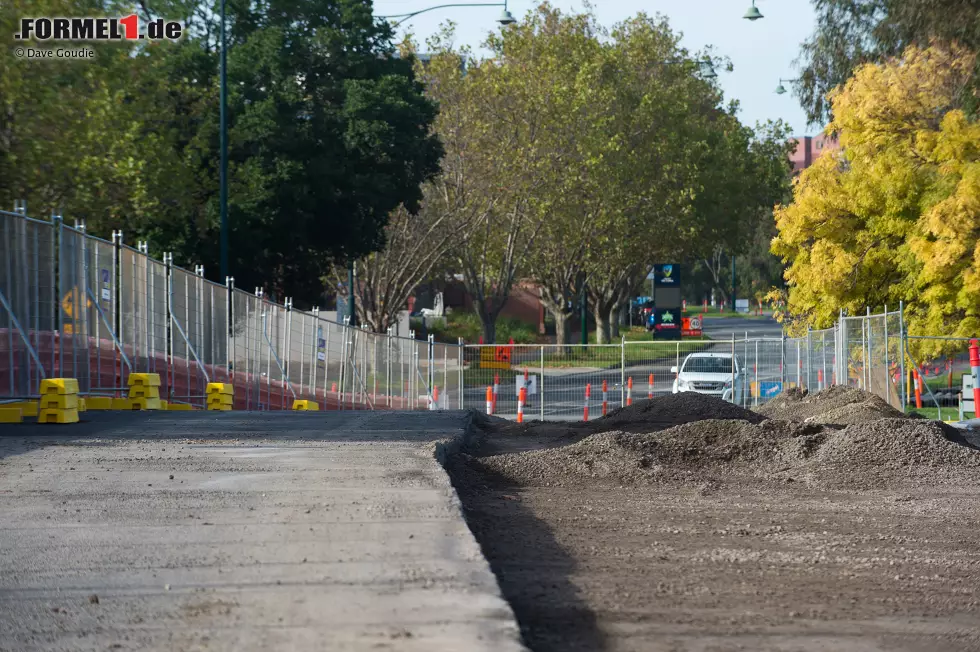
[780,333,786,389]
[284,298,293,408]
[883,304,890,404]
[459,337,465,410]
[797,340,802,389]
[731,333,736,404]
[806,326,812,391]
[753,339,759,407]
[164,252,174,402]
[54,212,64,379]
[540,344,545,421]
[226,276,235,386]
[620,335,626,407]
[898,301,906,412]
[387,329,393,408]
[428,334,435,410]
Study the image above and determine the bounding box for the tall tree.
[795,0,980,125]
[772,44,978,352]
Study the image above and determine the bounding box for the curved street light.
[775,78,799,95]
[743,0,763,21]
[379,2,516,28]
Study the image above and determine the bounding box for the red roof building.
[788,133,840,174]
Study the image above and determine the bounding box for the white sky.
[373,0,818,136]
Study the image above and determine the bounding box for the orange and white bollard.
[648,373,654,399]
[486,386,493,415]
[431,385,439,410]
[913,369,923,409]
[517,387,526,423]
[970,339,980,415]
[602,380,608,417]
[817,369,824,391]
[493,374,500,414]
[584,383,591,421]
[627,377,633,406]
[702,299,707,314]
[331,382,337,393]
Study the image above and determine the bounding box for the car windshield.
[683,356,732,374]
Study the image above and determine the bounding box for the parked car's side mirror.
[670,366,678,374]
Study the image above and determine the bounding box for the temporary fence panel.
[0,211,57,398]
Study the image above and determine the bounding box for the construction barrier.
[583,383,591,422]
[517,387,526,424]
[626,377,633,406]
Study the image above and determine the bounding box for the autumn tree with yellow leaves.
[772,44,980,350]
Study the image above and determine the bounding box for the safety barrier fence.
[0,207,463,411]
[3,207,975,420]
[460,306,980,421]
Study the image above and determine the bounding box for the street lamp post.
[219,0,229,281]
[380,1,516,28]
[774,78,799,95]
[743,0,763,20]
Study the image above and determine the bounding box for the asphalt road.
[462,315,808,420]
[0,411,525,652]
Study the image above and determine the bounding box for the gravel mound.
[593,391,766,433]
[474,415,980,488]
[757,386,904,424]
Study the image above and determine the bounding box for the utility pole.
[731,253,736,313]
[219,0,229,281]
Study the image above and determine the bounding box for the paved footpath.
[0,411,526,652]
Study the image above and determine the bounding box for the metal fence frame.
[0,207,459,411]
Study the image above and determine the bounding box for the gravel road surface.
[0,411,525,652]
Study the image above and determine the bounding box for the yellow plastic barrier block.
[3,401,38,417]
[38,408,79,424]
[129,397,162,411]
[128,373,161,387]
[128,386,161,399]
[206,383,234,396]
[111,398,132,410]
[40,378,80,395]
[206,403,232,411]
[39,394,79,410]
[85,396,113,410]
[0,408,23,423]
[207,394,234,406]
[166,402,194,411]
[78,398,86,412]
[292,400,319,411]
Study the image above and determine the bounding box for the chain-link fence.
[0,207,458,411]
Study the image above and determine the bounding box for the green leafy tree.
[773,44,978,353]
[795,0,980,125]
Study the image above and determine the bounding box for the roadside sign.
[516,375,538,396]
[681,315,702,337]
[61,288,92,319]
[100,268,111,302]
[480,347,510,370]
[495,346,512,363]
[759,381,782,398]
[963,374,974,412]
[316,326,326,366]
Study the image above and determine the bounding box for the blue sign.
[759,381,782,397]
[653,263,681,287]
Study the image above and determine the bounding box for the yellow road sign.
[61,288,92,319]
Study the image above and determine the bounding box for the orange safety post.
[486,386,493,415]
[432,385,440,410]
[517,387,526,423]
[648,373,654,399]
[626,377,633,406]
[702,299,707,314]
[970,340,980,416]
[817,369,824,391]
[331,382,337,393]
[584,383,591,421]
[602,380,608,417]
[913,369,923,409]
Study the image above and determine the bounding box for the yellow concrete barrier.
[292,400,319,411]
[39,394,79,410]
[85,396,113,410]
[40,378,80,395]
[38,408,79,424]
[111,398,132,410]
[128,373,161,387]
[2,401,38,417]
[0,407,23,424]
[166,402,194,411]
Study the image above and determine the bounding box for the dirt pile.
[473,415,980,488]
[757,385,904,424]
[589,391,766,433]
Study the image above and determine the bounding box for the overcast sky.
[373,0,819,136]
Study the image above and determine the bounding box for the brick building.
[788,133,840,174]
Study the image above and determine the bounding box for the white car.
[671,352,745,404]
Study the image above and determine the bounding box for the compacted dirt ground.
[447,388,980,652]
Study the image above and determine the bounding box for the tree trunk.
[608,303,621,339]
[592,299,614,344]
